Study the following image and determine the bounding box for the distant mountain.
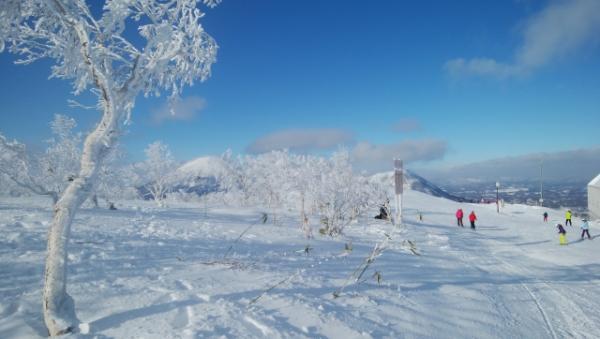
[176,156,228,179]
[369,170,472,203]
[169,156,228,196]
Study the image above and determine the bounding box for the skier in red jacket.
[469,211,477,229]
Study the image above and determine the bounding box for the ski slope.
[1,190,599,338]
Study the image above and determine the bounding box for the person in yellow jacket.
[557,224,568,245]
[565,210,572,227]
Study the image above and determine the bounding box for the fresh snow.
[1,190,599,338]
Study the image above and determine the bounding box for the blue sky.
[1,0,599,174]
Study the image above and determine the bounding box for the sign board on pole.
[394,159,403,195]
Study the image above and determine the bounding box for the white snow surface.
[1,191,599,338]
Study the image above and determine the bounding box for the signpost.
[539,159,544,207]
[394,159,403,224]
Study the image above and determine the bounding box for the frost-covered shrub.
[218,149,388,236]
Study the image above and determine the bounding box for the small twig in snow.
[333,240,387,298]
[247,271,300,307]
[223,212,268,258]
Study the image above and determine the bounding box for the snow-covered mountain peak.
[176,156,227,179]
[369,170,471,203]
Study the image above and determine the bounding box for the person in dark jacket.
[374,200,390,220]
[543,212,548,222]
[469,211,477,229]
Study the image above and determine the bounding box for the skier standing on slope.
[456,208,464,227]
[543,212,548,222]
[469,211,477,229]
[580,219,591,240]
[557,224,567,245]
[565,209,573,227]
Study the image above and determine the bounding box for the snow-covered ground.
[1,190,599,338]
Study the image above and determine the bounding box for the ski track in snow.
[520,282,558,339]
[501,258,600,339]
[455,225,600,339]
[1,193,599,338]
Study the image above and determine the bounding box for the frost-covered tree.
[141,141,177,206]
[245,150,292,223]
[287,153,323,238]
[0,133,60,201]
[216,149,383,237]
[220,151,255,206]
[315,150,365,236]
[0,0,219,335]
[93,145,130,209]
[41,114,82,199]
[0,114,81,203]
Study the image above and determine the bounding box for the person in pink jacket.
[456,208,464,227]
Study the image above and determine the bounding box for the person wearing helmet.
[580,219,591,240]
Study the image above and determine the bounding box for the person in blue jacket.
[580,219,591,240]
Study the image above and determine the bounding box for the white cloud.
[151,96,206,124]
[445,0,600,78]
[246,128,354,154]
[444,58,520,79]
[350,139,447,173]
[391,118,421,133]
